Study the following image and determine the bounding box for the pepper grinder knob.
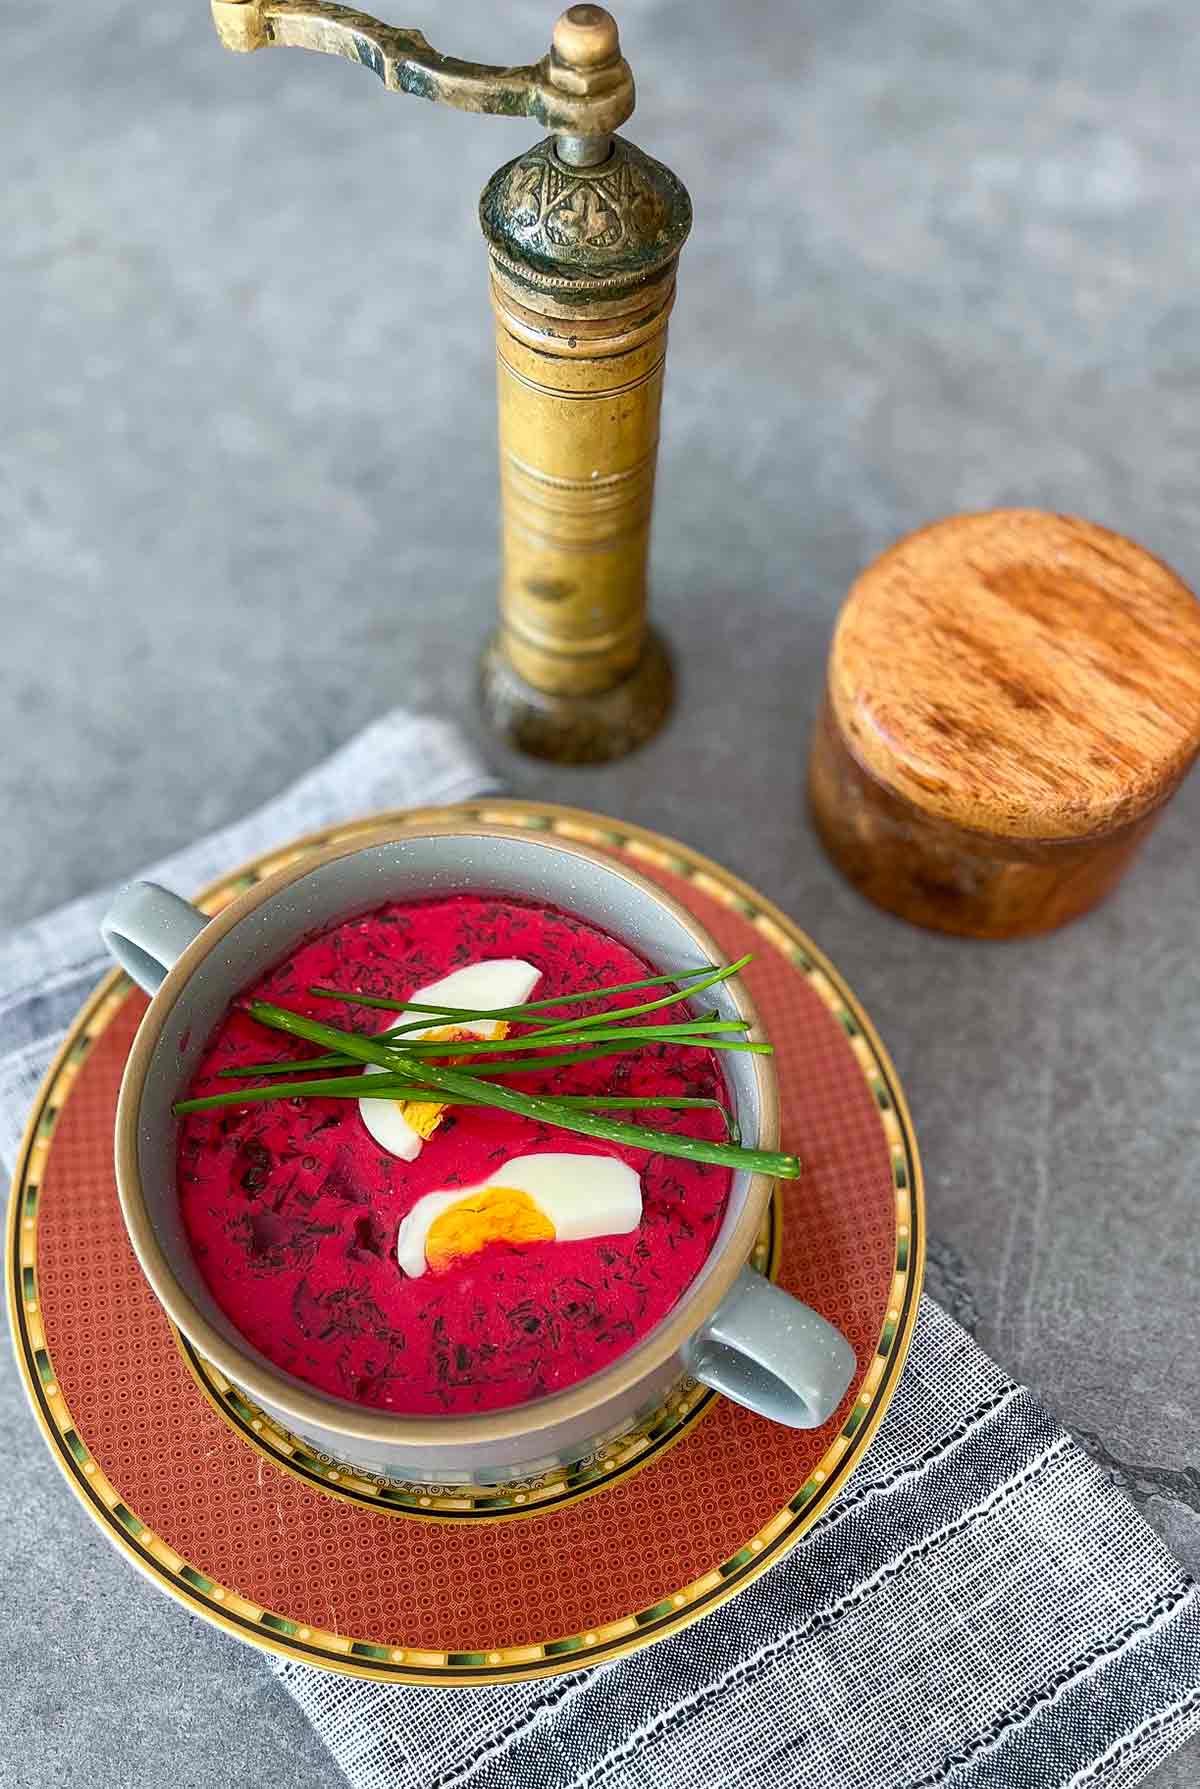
[552,5,620,67]
[549,5,625,168]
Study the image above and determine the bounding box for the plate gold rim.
[6,797,924,1685]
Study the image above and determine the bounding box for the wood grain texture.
[808,695,1162,938]
[828,510,1200,841]
[811,510,1200,937]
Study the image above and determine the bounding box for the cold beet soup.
[176,895,733,1415]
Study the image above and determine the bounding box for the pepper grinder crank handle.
[210,3,692,762]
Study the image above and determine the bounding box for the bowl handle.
[101,881,209,995]
[682,1265,857,1430]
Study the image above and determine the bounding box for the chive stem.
[382,1018,752,1058]
[239,1002,798,1178]
[531,954,752,1039]
[176,1076,738,1138]
[217,1035,688,1082]
[214,1020,758,1082]
[309,960,722,1021]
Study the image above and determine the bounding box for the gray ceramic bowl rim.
[113,820,779,1452]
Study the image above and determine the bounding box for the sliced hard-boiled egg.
[358,960,542,1162]
[396,1152,643,1277]
[386,960,544,1042]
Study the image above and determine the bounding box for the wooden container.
[808,510,1200,938]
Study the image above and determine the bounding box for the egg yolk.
[397,1022,511,1143]
[425,1187,555,1274]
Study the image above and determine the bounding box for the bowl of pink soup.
[103,822,855,1484]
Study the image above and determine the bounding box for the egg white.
[396,1152,643,1277]
[358,959,542,1162]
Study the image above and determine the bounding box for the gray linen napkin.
[3,710,1198,1789]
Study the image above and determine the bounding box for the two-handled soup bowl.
[103,821,855,1486]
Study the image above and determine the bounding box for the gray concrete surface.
[4,0,1199,1783]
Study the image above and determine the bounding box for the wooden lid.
[828,510,1200,841]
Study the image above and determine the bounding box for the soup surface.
[177,895,733,1415]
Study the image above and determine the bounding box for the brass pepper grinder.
[210,2,692,762]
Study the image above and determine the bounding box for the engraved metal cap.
[480,135,692,299]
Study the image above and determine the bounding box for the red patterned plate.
[7,800,923,1683]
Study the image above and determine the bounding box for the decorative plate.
[7,799,923,1683]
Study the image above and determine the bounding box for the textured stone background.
[3,1,1198,1783]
